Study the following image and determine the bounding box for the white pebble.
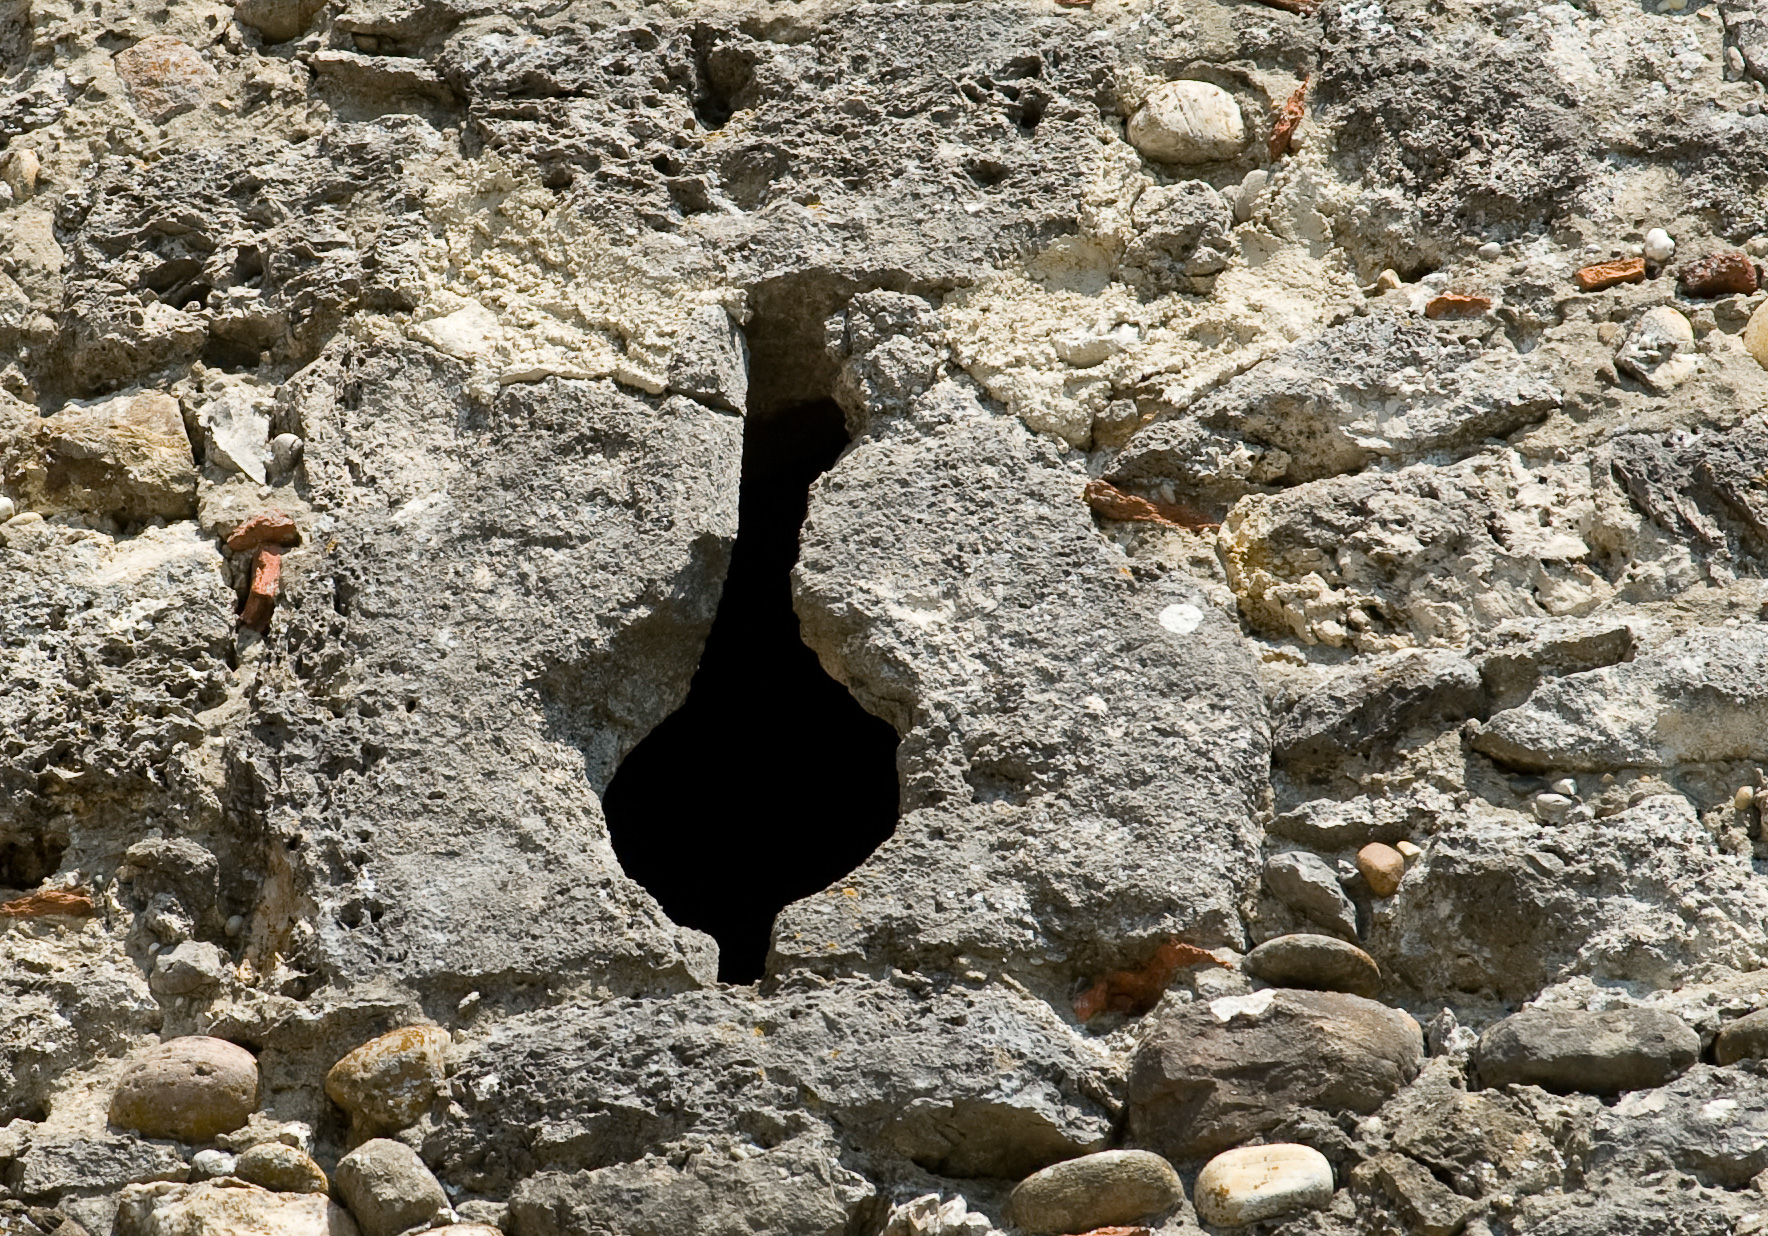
[1234,168,1269,223]
[1644,228,1676,263]
[1478,241,1501,260]
[1395,840,1422,861]
[1195,1144,1334,1226]
[1159,603,1204,635]
[271,433,304,475]
[1551,777,1577,797]
[1128,80,1246,164]
[1738,786,1757,811]
[0,496,13,523]
[1534,792,1575,823]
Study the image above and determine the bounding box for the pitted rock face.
[8,0,1768,1230]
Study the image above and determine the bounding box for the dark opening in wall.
[602,397,900,984]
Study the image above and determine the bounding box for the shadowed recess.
[602,398,900,983]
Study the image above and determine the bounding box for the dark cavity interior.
[602,397,900,984]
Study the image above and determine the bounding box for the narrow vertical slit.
[602,398,899,983]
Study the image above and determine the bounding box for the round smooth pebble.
[1737,786,1757,811]
[1128,81,1246,164]
[1533,792,1574,823]
[235,1142,329,1194]
[333,1139,449,1236]
[1194,1144,1334,1227]
[1551,778,1577,797]
[1233,169,1268,223]
[1356,843,1406,897]
[1242,933,1382,998]
[1477,241,1501,259]
[1716,1008,1768,1065]
[1744,300,1768,370]
[1007,1149,1184,1235]
[1395,840,1421,861]
[1644,228,1675,263]
[271,433,304,475]
[325,1024,450,1130]
[1159,603,1203,635]
[109,1036,259,1142]
[0,496,14,522]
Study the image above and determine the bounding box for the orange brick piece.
[1083,480,1219,531]
[1,887,96,918]
[1424,292,1493,319]
[226,511,300,554]
[1574,256,1647,292]
[1269,75,1309,160]
[1678,251,1758,298]
[239,549,283,632]
[1073,939,1224,1022]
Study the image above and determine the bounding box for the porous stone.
[1,391,196,520]
[1273,649,1487,778]
[111,36,217,124]
[331,1140,447,1236]
[233,1145,327,1195]
[1614,306,1696,393]
[323,1025,450,1132]
[1127,81,1246,164]
[148,941,229,998]
[1477,1007,1699,1095]
[1192,1144,1333,1227]
[109,1038,259,1143]
[1006,1150,1184,1234]
[115,1183,358,1236]
[1243,934,1382,997]
[1716,1009,1768,1065]
[232,0,326,43]
[1127,989,1423,1161]
[1263,851,1359,938]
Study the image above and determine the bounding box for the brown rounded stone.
[325,1026,450,1130]
[1243,934,1382,998]
[109,1037,259,1142]
[1008,1150,1185,1234]
[1715,1009,1768,1065]
[1357,843,1406,897]
[235,1143,329,1194]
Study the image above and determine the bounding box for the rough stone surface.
[323,1026,449,1133]
[1478,1007,1700,1095]
[114,1184,357,1236]
[1126,988,1423,1162]
[1262,851,1358,939]
[108,1038,259,1143]
[330,1141,446,1236]
[1005,1150,1183,1235]
[1716,1009,1768,1064]
[232,1145,327,1196]
[9,0,1768,1230]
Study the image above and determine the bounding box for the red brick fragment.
[1574,256,1647,292]
[1677,251,1758,298]
[1073,939,1225,1022]
[1084,480,1219,532]
[226,510,300,554]
[1,887,96,918]
[1268,75,1309,160]
[1424,292,1493,320]
[239,549,282,633]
